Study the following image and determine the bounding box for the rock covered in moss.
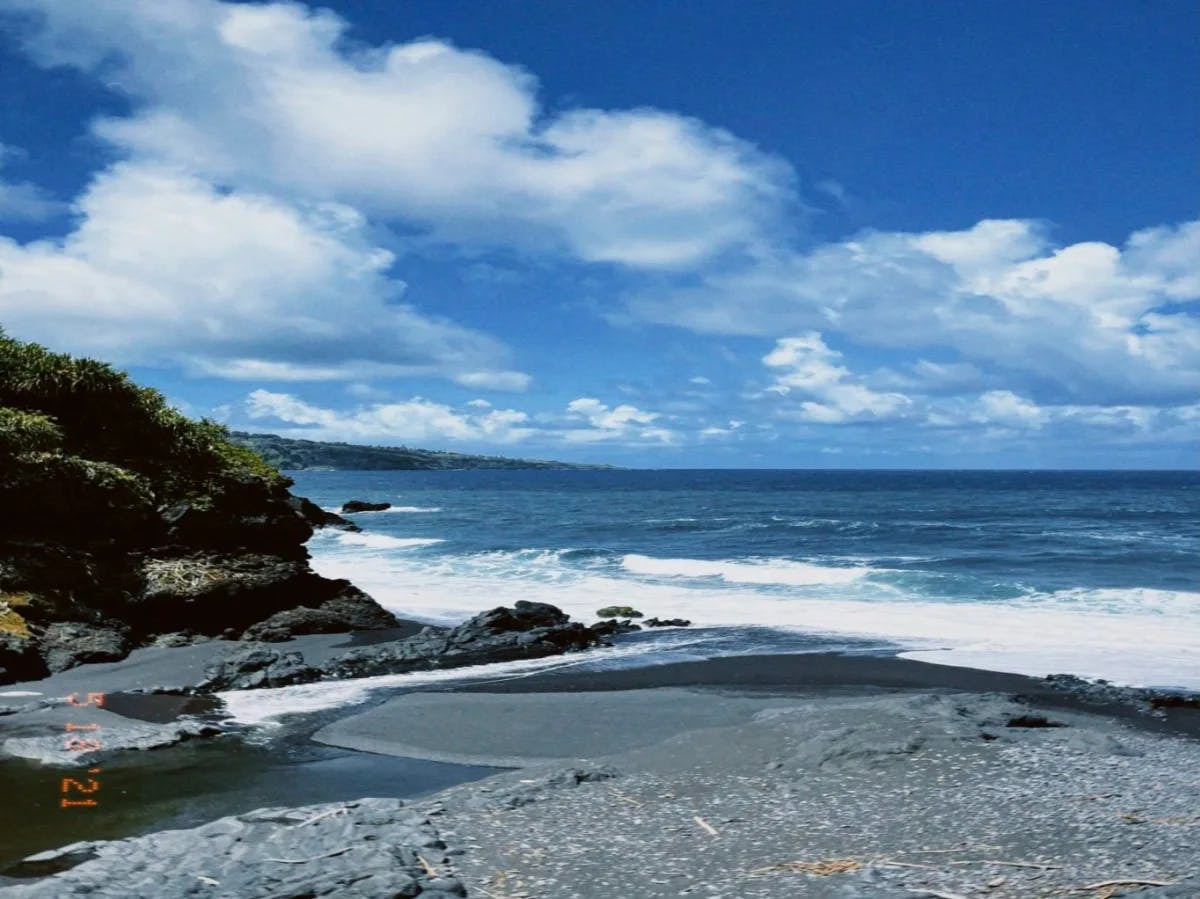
[596,605,643,619]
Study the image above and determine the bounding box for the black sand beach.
[3,641,1199,897]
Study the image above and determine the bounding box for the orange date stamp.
[61,691,105,809]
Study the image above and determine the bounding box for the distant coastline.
[228,431,617,471]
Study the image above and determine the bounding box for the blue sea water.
[288,469,1200,690]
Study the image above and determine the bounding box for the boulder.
[208,602,602,690]
[198,643,320,691]
[0,631,47,683]
[39,622,131,672]
[241,588,396,641]
[644,617,692,627]
[596,605,643,619]
[286,495,361,532]
[341,500,392,513]
[591,618,642,638]
[132,554,396,641]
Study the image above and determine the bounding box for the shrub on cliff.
[0,330,283,515]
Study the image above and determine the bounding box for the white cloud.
[970,390,1049,429]
[564,397,674,443]
[453,370,532,392]
[630,218,1200,405]
[762,332,911,423]
[6,0,794,269]
[0,163,520,381]
[244,389,534,444]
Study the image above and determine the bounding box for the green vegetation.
[0,329,283,527]
[596,606,644,619]
[229,431,614,471]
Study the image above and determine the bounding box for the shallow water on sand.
[0,730,499,873]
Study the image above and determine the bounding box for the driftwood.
[693,815,719,836]
[288,807,348,828]
[751,858,863,876]
[1073,879,1176,890]
[264,846,354,864]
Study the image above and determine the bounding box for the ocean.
[260,469,1199,715]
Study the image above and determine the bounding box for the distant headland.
[227,431,616,471]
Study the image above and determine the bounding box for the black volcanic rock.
[39,622,131,672]
[591,618,643,638]
[341,500,392,513]
[199,644,320,691]
[200,602,601,691]
[286,494,360,532]
[0,332,399,683]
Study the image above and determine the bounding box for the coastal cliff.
[0,332,397,684]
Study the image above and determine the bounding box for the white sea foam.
[217,637,705,726]
[306,538,1200,689]
[333,532,444,550]
[622,553,872,586]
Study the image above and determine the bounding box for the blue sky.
[0,0,1196,468]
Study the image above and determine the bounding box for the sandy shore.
[2,650,1199,897]
[318,655,1200,898]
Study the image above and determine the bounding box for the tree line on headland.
[227,431,614,471]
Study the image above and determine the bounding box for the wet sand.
[4,647,1199,896]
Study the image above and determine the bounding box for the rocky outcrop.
[0,798,466,898]
[200,601,602,691]
[0,332,398,684]
[39,622,131,673]
[341,499,392,513]
[287,494,360,532]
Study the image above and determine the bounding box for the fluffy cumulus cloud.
[1,0,1196,460]
[245,389,535,444]
[242,389,681,447]
[564,397,674,443]
[632,218,1200,407]
[3,0,792,268]
[0,162,520,383]
[0,0,796,394]
[762,332,910,423]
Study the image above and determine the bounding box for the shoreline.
[2,642,1198,896]
[3,636,1200,894]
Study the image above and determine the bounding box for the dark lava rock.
[644,616,692,627]
[455,600,569,636]
[204,602,602,690]
[39,622,131,673]
[132,554,397,641]
[287,494,361,531]
[341,499,392,513]
[1006,713,1066,728]
[0,798,459,898]
[0,631,48,683]
[240,584,398,642]
[159,473,315,559]
[590,618,642,638]
[198,643,320,691]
